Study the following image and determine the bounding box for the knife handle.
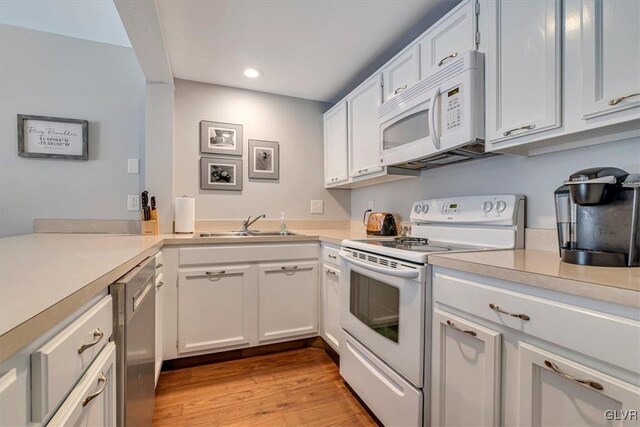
[151,196,156,210]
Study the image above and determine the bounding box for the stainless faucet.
[242,214,266,232]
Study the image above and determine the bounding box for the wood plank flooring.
[153,348,378,427]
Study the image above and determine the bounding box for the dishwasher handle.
[133,280,153,312]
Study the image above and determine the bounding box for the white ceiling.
[156,0,458,102]
[0,0,131,47]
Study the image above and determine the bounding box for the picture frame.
[200,156,243,191]
[200,120,243,156]
[248,139,279,180]
[17,114,88,160]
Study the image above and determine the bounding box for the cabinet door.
[485,0,562,143]
[431,308,501,427]
[46,342,116,427]
[324,101,349,186]
[258,261,318,342]
[178,265,256,354]
[321,264,341,352]
[519,342,640,427]
[581,0,640,119]
[348,74,384,178]
[420,0,477,78]
[382,45,420,102]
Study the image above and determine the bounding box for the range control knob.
[421,204,429,213]
[496,200,507,213]
[482,201,493,213]
[414,205,421,213]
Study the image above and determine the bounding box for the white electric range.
[338,194,525,427]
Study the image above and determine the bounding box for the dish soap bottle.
[280,211,288,234]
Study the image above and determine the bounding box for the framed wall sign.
[248,139,279,180]
[200,120,243,156]
[200,156,243,191]
[18,114,88,160]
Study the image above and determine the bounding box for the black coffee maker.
[554,167,639,267]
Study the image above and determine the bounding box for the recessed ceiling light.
[243,68,261,78]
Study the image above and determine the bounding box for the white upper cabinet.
[581,0,640,120]
[324,101,349,186]
[484,0,562,144]
[348,74,384,178]
[419,0,478,78]
[382,46,420,103]
[519,342,640,427]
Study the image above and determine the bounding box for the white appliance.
[339,194,525,427]
[379,51,487,170]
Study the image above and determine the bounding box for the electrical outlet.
[310,200,324,214]
[127,158,139,174]
[127,195,140,211]
[368,201,374,211]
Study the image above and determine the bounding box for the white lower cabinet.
[519,342,640,427]
[258,261,318,342]
[154,272,164,386]
[431,308,501,427]
[321,263,341,352]
[47,342,116,426]
[178,264,257,354]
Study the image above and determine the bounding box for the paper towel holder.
[175,195,196,234]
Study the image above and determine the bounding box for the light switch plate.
[127,158,139,174]
[127,195,140,211]
[310,200,324,214]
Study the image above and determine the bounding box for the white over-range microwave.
[379,50,488,170]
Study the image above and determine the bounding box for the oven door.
[339,249,425,387]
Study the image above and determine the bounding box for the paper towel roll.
[175,197,195,233]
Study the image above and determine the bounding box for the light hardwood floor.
[153,348,378,426]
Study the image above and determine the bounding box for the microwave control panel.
[445,86,462,131]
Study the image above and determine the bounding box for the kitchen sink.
[197,231,300,238]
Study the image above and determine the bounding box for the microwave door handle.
[429,87,441,150]
[339,251,420,279]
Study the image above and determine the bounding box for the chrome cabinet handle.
[608,92,640,106]
[82,372,108,407]
[503,124,536,136]
[544,360,604,391]
[327,254,337,259]
[77,329,104,354]
[394,85,408,95]
[205,270,226,276]
[358,168,369,174]
[446,320,477,337]
[325,269,337,276]
[157,281,164,288]
[281,266,298,271]
[489,303,530,321]
[438,52,458,67]
[156,263,163,269]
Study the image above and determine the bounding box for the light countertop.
[428,249,640,308]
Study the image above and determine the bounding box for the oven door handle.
[339,251,420,279]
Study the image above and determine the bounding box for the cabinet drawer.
[433,271,640,374]
[180,243,318,266]
[31,295,113,422]
[322,246,341,267]
[154,251,164,273]
[47,342,116,426]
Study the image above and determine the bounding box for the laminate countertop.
[0,230,366,362]
[428,249,640,308]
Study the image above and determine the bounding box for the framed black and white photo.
[248,140,279,180]
[200,156,243,191]
[200,120,243,156]
[18,114,88,160]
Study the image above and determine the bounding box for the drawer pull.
[326,269,337,276]
[503,124,536,137]
[157,281,164,288]
[327,254,337,260]
[77,329,104,354]
[358,168,369,174]
[544,360,604,391]
[446,320,477,337]
[489,303,530,321]
[82,372,108,407]
[608,92,640,106]
[438,52,458,66]
[394,85,408,95]
[205,270,226,276]
[281,266,298,272]
[156,263,163,269]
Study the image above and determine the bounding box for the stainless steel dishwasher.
[110,256,156,427]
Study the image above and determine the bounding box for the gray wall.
[351,138,640,228]
[173,79,350,221]
[0,25,146,236]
